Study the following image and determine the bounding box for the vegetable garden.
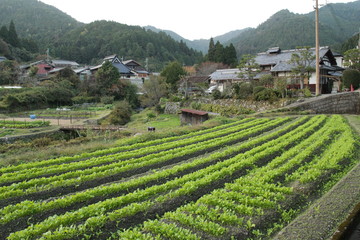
[0,115,358,239]
[0,120,50,129]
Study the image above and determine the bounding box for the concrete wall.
[286,92,360,114]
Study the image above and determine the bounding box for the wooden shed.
[180,109,209,125]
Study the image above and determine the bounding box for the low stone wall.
[197,99,285,112]
[285,92,360,114]
[165,102,180,114]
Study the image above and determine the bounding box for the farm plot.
[0,120,50,129]
[0,115,358,240]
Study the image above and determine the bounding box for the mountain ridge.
[0,0,359,64]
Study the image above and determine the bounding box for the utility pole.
[358,27,360,49]
[315,0,320,96]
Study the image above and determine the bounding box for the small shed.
[180,109,209,125]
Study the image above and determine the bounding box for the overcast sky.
[40,0,356,40]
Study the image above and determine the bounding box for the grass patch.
[127,110,180,133]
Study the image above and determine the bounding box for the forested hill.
[144,26,250,53]
[0,0,83,48]
[53,21,203,71]
[228,1,360,56]
[0,0,203,69]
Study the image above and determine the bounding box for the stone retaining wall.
[286,92,360,114]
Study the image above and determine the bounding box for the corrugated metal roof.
[180,109,208,115]
[52,60,79,66]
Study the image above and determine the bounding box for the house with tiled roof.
[91,55,134,78]
[255,46,344,93]
[208,68,244,92]
[123,59,149,79]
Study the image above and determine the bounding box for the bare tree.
[288,46,315,89]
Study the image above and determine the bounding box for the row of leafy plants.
[0,120,49,128]
[3,116,324,239]
[0,115,357,239]
[0,118,288,202]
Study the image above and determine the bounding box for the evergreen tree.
[0,26,9,43]
[8,21,20,47]
[224,43,238,67]
[207,38,216,62]
[214,41,225,63]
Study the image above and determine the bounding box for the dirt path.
[273,115,360,240]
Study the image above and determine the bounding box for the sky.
[40,0,356,40]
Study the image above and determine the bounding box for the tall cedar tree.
[8,21,20,48]
[207,38,216,62]
[207,39,237,67]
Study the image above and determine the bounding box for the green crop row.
[5,116,326,239]
[0,118,266,184]
[112,116,355,240]
[0,118,254,174]
[0,118,288,200]
[0,117,308,224]
[0,120,50,128]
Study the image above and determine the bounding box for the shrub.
[343,69,360,89]
[190,102,202,110]
[212,89,222,100]
[253,86,267,95]
[100,96,115,104]
[107,101,132,125]
[253,88,279,102]
[72,96,98,104]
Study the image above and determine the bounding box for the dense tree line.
[0,20,38,61]
[0,0,82,52]
[206,38,237,67]
[52,21,203,71]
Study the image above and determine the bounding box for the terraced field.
[0,115,358,240]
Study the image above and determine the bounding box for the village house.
[123,59,150,88]
[90,55,134,79]
[255,46,344,93]
[209,46,344,94]
[208,68,244,92]
[20,59,80,81]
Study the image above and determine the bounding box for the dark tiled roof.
[113,62,133,74]
[256,47,329,65]
[209,68,242,81]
